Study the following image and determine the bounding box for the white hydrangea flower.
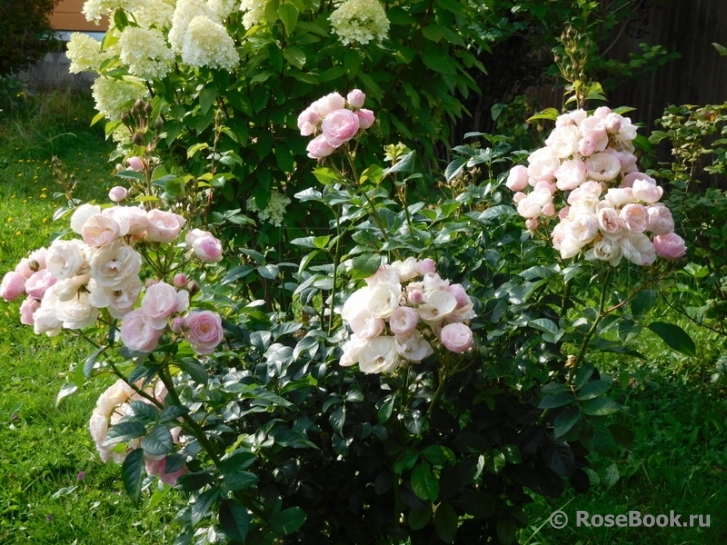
[169,0,219,53]
[207,0,238,19]
[66,33,108,73]
[119,26,174,79]
[181,16,239,70]
[329,0,389,46]
[91,76,146,120]
[133,0,176,29]
[246,190,291,227]
[83,0,144,23]
[239,0,268,29]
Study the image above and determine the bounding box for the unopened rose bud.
[173,273,188,288]
[28,259,39,272]
[155,119,164,132]
[132,133,144,146]
[134,99,145,111]
[121,112,131,126]
[145,103,152,115]
[108,186,128,203]
[186,280,200,296]
[127,156,144,172]
[170,316,185,333]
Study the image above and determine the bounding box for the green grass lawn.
[1,88,726,545]
[0,89,182,544]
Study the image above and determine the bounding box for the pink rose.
[654,232,687,260]
[321,109,360,147]
[104,206,148,236]
[173,273,188,288]
[407,289,423,305]
[1,271,26,301]
[108,186,128,202]
[347,89,366,108]
[526,218,539,231]
[513,191,527,204]
[297,107,320,136]
[24,269,57,300]
[349,310,385,339]
[15,258,35,279]
[440,323,474,353]
[306,134,335,159]
[120,309,163,353]
[577,136,596,157]
[141,282,189,329]
[594,106,611,119]
[586,152,621,182]
[632,179,663,204]
[193,234,223,263]
[28,248,48,270]
[183,310,224,355]
[527,147,560,182]
[355,109,375,129]
[415,258,436,276]
[647,204,674,235]
[146,210,185,243]
[597,207,626,239]
[127,157,144,172]
[446,284,471,309]
[506,165,529,191]
[389,306,419,336]
[622,171,656,188]
[145,455,188,486]
[312,92,346,117]
[82,214,121,247]
[620,203,649,233]
[20,297,40,325]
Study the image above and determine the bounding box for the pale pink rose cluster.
[506,107,686,265]
[298,89,376,159]
[339,257,476,374]
[89,379,187,485]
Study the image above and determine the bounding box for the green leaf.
[713,42,727,56]
[648,322,697,357]
[220,500,250,542]
[105,420,147,445]
[527,108,559,122]
[176,357,208,384]
[191,487,220,526]
[411,462,439,501]
[581,397,621,416]
[630,289,657,317]
[329,406,346,434]
[538,392,574,409]
[141,424,173,456]
[553,408,581,438]
[351,253,382,279]
[378,396,395,423]
[577,380,610,401]
[270,507,306,536]
[55,383,78,407]
[408,507,432,530]
[434,502,458,544]
[421,445,456,466]
[393,449,419,474]
[121,448,144,505]
[344,49,360,77]
[313,167,340,185]
[224,469,259,491]
[199,86,217,115]
[278,2,299,34]
[283,47,306,69]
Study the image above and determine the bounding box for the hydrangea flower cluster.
[89,379,188,485]
[340,258,476,374]
[506,107,687,266]
[1,198,225,356]
[246,190,292,227]
[298,89,376,159]
[329,0,390,46]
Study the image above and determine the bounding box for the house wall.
[50,0,109,31]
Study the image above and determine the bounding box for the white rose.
[70,204,101,234]
[340,335,367,367]
[87,277,142,317]
[585,238,623,266]
[33,306,62,336]
[366,282,402,319]
[620,203,649,233]
[545,125,581,158]
[619,232,655,266]
[570,214,599,243]
[605,187,635,208]
[417,289,457,324]
[391,257,418,282]
[578,116,609,151]
[365,265,401,286]
[342,287,371,322]
[55,290,99,329]
[104,206,149,236]
[586,152,621,182]
[554,159,587,191]
[358,336,399,374]
[89,241,142,289]
[348,309,385,340]
[47,239,87,280]
[527,147,560,182]
[395,331,433,363]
